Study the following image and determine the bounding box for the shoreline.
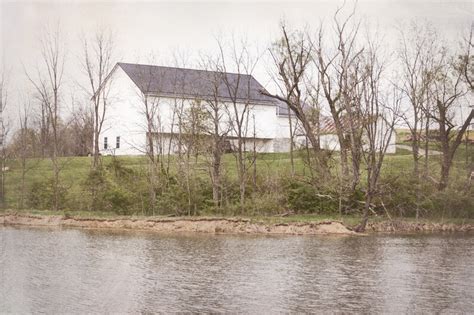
[1,212,473,235]
[0,213,356,235]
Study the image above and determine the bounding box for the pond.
[1,226,473,313]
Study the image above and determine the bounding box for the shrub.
[103,185,134,215]
[284,178,339,214]
[379,170,473,219]
[82,162,139,215]
[244,192,286,216]
[106,157,136,181]
[27,179,67,210]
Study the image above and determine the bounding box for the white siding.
[98,66,146,155]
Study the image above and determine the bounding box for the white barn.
[97,62,395,156]
[97,62,278,156]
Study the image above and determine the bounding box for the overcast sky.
[1,0,473,121]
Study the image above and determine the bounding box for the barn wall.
[98,66,146,156]
[152,135,274,154]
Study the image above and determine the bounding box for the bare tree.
[26,25,66,211]
[265,23,330,180]
[198,56,232,208]
[216,36,259,210]
[397,22,438,179]
[429,48,472,190]
[313,6,366,191]
[133,61,167,214]
[15,100,41,209]
[81,28,115,168]
[355,42,401,232]
[394,22,442,218]
[263,25,322,155]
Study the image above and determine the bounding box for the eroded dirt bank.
[1,213,472,235]
[0,214,355,235]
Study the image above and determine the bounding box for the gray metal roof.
[117,62,276,105]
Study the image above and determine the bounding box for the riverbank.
[1,211,472,235]
[0,212,355,235]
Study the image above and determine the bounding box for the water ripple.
[1,227,473,313]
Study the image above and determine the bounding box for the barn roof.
[117,62,276,105]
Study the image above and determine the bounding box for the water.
[1,226,473,313]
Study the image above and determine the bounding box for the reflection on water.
[1,226,473,313]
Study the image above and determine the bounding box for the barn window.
[116,136,120,149]
[104,137,108,149]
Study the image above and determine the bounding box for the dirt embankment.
[0,214,355,235]
[1,213,472,235]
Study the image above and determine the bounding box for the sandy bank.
[1,213,472,235]
[0,214,355,235]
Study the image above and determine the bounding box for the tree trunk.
[0,158,4,208]
[411,139,420,179]
[20,160,27,210]
[423,116,430,177]
[355,192,372,233]
[438,155,451,190]
[212,147,221,208]
[288,107,295,176]
[340,143,350,179]
[52,154,60,211]
[238,139,246,212]
[93,97,101,168]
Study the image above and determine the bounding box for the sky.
[1,0,473,124]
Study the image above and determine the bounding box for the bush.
[284,178,339,214]
[429,187,474,219]
[106,157,136,181]
[379,171,474,219]
[155,176,212,216]
[82,162,139,215]
[245,192,286,216]
[103,185,134,215]
[27,179,67,210]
